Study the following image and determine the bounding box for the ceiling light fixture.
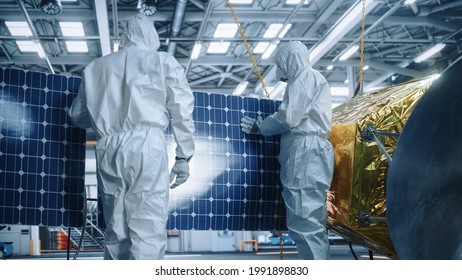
[414,43,446,63]
[191,42,202,60]
[405,0,417,5]
[262,41,279,59]
[339,45,359,61]
[309,0,379,64]
[233,81,248,95]
[34,41,46,58]
[137,0,157,16]
[39,0,63,15]
[113,40,120,52]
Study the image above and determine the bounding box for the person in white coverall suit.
[241,41,334,259]
[68,15,195,260]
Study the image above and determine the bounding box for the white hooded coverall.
[260,41,334,259]
[68,15,195,260]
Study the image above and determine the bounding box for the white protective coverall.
[244,41,334,259]
[68,15,195,260]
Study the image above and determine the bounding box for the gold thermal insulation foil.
[327,77,435,258]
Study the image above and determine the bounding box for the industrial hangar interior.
[0,0,461,260]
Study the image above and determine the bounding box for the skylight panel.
[263,23,292,38]
[16,41,36,52]
[278,24,292,38]
[59,22,88,53]
[213,23,238,38]
[254,42,270,54]
[286,0,309,4]
[207,42,231,54]
[65,41,89,53]
[229,0,253,4]
[59,22,85,36]
[5,21,32,36]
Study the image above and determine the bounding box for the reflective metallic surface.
[328,77,434,258]
[387,58,462,260]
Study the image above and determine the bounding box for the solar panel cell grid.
[0,67,86,227]
[1,68,287,231]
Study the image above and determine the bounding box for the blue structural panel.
[0,68,86,227]
[1,68,286,231]
[165,92,286,231]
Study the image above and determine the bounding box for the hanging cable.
[348,242,359,260]
[354,0,367,96]
[279,230,284,260]
[226,0,270,99]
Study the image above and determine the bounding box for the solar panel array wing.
[1,68,286,231]
[165,92,286,231]
[0,68,86,227]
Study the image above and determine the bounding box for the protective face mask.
[276,67,288,82]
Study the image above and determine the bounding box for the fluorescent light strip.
[229,0,253,4]
[414,43,446,63]
[113,40,120,52]
[278,24,292,38]
[285,0,309,4]
[191,42,202,60]
[309,0,379,64]
[233,81,248,95]
[262,42,278,59]
[339,45,359,61]
[254,42,270,53]
[35,41,46,58]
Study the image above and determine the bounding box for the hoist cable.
[355,0,367,96]
[226,0,270,99]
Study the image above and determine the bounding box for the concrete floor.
[6,244,390,260]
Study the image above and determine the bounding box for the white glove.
[169,159,190,189]
[240,116,262,134]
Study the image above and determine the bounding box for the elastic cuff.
[175,156,192,162]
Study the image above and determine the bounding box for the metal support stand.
[279,231,284,260]
[66,227,71,260]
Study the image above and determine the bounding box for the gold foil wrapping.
[328,77,435,258]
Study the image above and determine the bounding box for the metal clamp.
[356,211,387,227]
[361,125,400,164]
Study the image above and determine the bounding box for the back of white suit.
[69,15,195,259]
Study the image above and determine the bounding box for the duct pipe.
[167,0,188,56]
[112,0,119,40]
[16,0,55,73]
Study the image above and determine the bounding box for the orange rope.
[356,0,367,94]
[226,0,270,99]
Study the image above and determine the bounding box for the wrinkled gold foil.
[328,77,435,258]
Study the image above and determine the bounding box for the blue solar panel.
[166,92,286,231]
[1,68,286,231]
[0,68,86,227]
